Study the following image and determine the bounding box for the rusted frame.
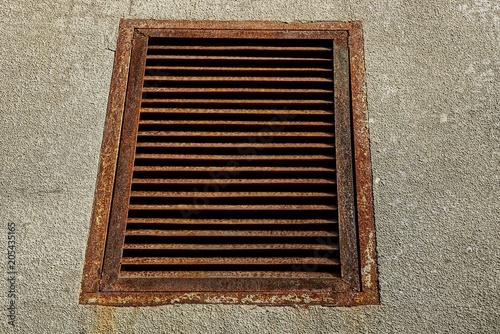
[81,290,369,307]
[100,30,149,290]
[333,32,360,290]
[348,22,379,304]
[142,28,341,39]
[80,19,378,306]
[121,19,353,31]
[110,276,352,293]
[80,20,135,295]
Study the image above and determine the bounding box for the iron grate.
[80,20,378,306]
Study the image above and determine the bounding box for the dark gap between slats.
[142,81,332,89]
[139,113,333,122]
[122,249,340,258]
[142,92,331,100]
[134,146,333,155]
[135,156,335,168]
[146,48,332,58]
[128,196,337,206]
[141,102,332,110]
[136,135,334,144]
[133,170,335,179]
[127,209,336,219]
[124,236,338,244]
[145,58,330,68]
[147,37,333,47]
[130,183,335,192]
[125,223,338,231]
[137,124,333,133]
[143,69,332,79]
[120,264,340,273]
[131,170,336,181]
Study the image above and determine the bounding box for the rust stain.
[361,232,375,288]
[92,306,117,334]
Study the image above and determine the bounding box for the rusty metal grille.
[81,20,378,306]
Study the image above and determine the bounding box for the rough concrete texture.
[0,0,498,333]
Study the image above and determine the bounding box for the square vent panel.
[81,20,378,306]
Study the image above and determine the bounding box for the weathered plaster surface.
[0,0,498,333]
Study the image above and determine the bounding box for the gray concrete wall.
[0,0,498,333]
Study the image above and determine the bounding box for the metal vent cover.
[81,20,378,306]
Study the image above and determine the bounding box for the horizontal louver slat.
[137,131,333,137]
[130,191,336,197]
[146,55,331,61]
[118,271,340,279]
[123,243,339,250]
[144,66,332,72]
[144,76,332,82]
[142,88,332,93]
[121,257,340,265]
[128,204,337,210]
[134,155,334,161]
[125,230,338,237]
[135,143,334,148]
[147,45,332,51]
[126,218,337,225]
[132,178,335,184]
[138,120,333,126]
[133,167,335,172]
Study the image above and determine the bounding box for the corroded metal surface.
[142,29,340,39]
[98,30,149,291]
[129,191,337,197]
[125,218,338,224]
[80,19,378,307]
[124,229,339,237]
[123,19,353,31]
[139,108,333,114]
[333,32,360,290]
[347,21,379,303]
[122,243,339,250]
[137,131,334,137]
[81,290,372,306]
[80,20,135,294]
